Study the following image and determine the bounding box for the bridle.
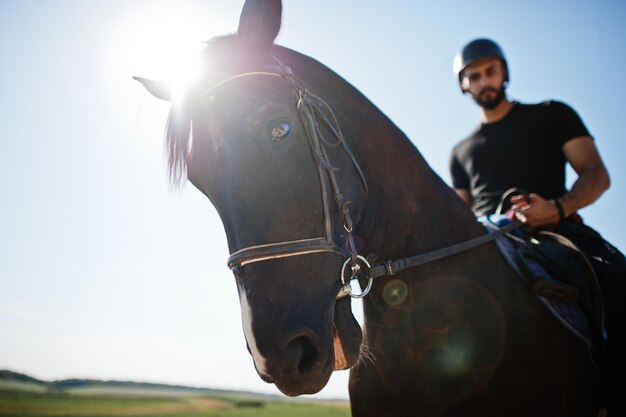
[207,59,371,298]
[204,57,521,300]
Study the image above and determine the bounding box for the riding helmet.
[453,38,509,91]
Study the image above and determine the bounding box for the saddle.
[481,215,606,345]
[520,229,605,327]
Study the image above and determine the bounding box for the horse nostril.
[267,328,334,396]
[285,333,321,376]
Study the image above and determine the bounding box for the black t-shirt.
[450,101,591,215]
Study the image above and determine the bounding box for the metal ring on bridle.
[340,255,373,299]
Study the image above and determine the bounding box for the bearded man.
[449,38,625,414]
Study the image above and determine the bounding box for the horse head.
[136,0,367,396]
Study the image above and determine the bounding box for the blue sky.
[1,0,624,400]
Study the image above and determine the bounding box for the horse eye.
[270,121,290,142]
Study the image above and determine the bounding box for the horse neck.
[352,104,484,262]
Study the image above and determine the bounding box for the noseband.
[205,59,371,298]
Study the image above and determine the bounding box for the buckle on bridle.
[385,261,395,276]
[338,255,373,299]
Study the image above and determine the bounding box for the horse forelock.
[164,35,236,190]
[165,107,192,189]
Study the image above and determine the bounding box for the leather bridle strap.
[368,221,522,278]
[202,66,292,97]
[227,238,343,268]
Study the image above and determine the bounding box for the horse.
[135,1,599,415]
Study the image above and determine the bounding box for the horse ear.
[236,0,282,53]
[133,76,172,102]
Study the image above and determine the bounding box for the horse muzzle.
[241,291,362,396]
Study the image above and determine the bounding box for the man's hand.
[510,193,560,228]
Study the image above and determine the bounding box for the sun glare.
[106,2,237,150]
[112,2,233,104]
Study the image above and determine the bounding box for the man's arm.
[511,136,610,227]
[454,188,474,207]
[560,135,610,214]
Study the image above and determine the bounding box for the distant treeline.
[1,369,206,391]
[0,370,47,386]
[0,369,269,399]
[50,378,210,392]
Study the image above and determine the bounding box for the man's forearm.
[559,165,610,216]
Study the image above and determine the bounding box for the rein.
[205,59,521,299]
[368,221,521,278]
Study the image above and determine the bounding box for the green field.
[0,390,350,417]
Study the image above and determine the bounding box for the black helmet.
[453,38,508,91]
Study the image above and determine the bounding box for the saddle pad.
[479,215,592,346]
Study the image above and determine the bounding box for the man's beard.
[472,84,506,110]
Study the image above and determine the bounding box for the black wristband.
[550,199,566,222]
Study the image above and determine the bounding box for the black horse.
[136,1,598,415]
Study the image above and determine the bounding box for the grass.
[0,390,351,417]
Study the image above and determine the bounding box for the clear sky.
[1,0,625,400]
